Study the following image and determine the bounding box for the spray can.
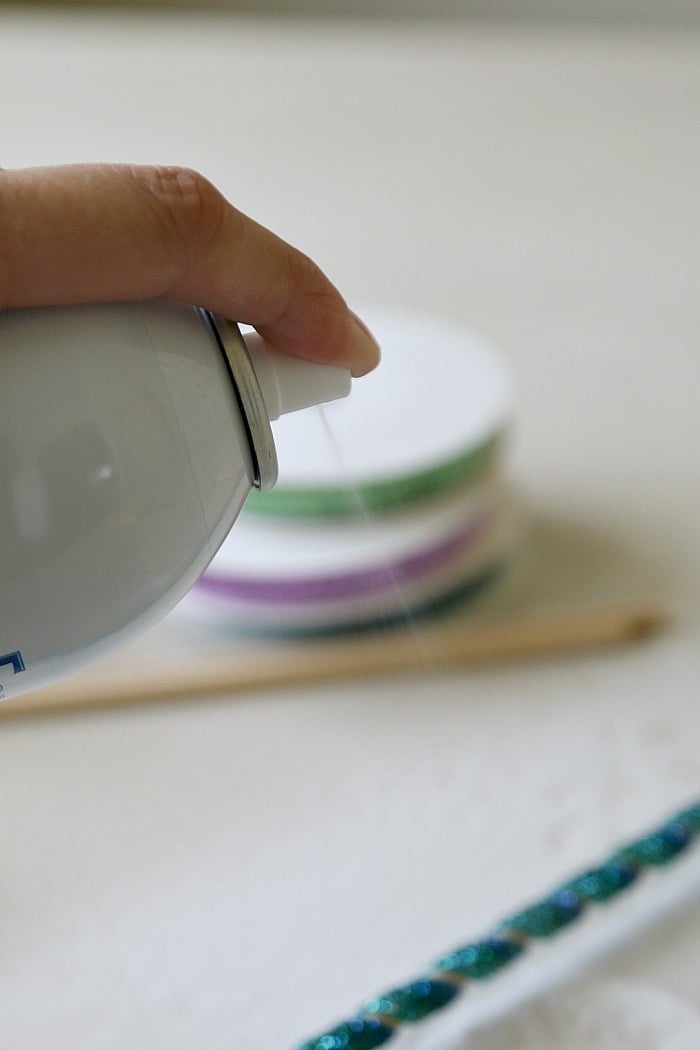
[0,301,350,699]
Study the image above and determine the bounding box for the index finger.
[0,164,380,377]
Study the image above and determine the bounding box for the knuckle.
[131,164,225,261]
[267,246,340,334]
[292,248,337,304]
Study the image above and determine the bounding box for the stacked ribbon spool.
[183,307,518,635]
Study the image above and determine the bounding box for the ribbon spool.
[182,307,518,634]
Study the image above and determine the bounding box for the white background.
[1,10,700,1048]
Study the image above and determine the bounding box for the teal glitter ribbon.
[294,799,700,1050]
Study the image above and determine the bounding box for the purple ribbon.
[196,512,491,605]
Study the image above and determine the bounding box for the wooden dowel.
[0,604,666,721]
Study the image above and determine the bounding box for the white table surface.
[2,11,700,1049]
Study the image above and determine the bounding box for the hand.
[0,164,380,377]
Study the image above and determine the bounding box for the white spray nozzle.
[243,331,352,421]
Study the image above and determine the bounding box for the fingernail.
[350,310,381,377]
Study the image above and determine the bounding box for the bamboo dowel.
[0,604,666,721]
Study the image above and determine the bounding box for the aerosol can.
[0,301,350,699]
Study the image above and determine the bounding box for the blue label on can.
[0,651,26,674]
[0,650,26,698]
